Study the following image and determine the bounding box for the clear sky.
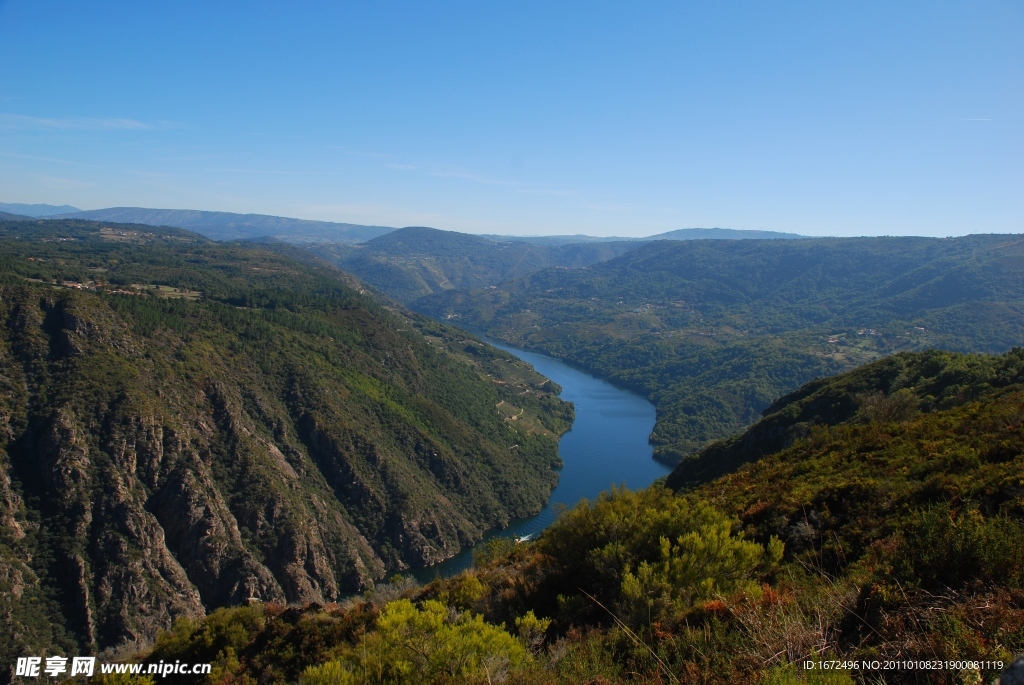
[0,1,1020,237]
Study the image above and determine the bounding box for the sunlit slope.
[0,219,571,656]
[667,347,1024,488]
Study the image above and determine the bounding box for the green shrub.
[299,599,529,685]
[473,536,517,568]
[892,504,1024,591]
[856,388,919,423]
[438,573,486,610]
[514,610,552,653]
[619,525,782,628]
[539,486,782,626]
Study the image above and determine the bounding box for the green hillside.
[322,226,641,305]
[415,235,1024,462]
[0,219,572,660]
[129,349,1024,685]
[668,347,1024,489]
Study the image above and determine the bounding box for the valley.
[132,347,1024,685]
[391,233,1024,463]
[409,338,669,582]
[2,217,1023,684]
[6,4,1020,681]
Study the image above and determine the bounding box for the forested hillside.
[321,226,641,305]
[416,235,1024,462]
[668,347,1024,489]
[132,349,1024,685]
[0,219,572,661]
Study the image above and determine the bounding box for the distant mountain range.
[652,227,806,240]
[320,226,642,304]
[1,201,810,244]
[0,201,81,216]
[47,207,396,243]
[484,227,806,245]
[318,225,812,307]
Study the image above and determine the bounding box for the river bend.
[411,340,670,580]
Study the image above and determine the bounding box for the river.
[410,340,671,582]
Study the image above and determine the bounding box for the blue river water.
[410,340,671,582]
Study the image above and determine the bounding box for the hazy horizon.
[1,2,1021,238]
[4,200,1024,240]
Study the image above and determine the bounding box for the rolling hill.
[0,202,81,217]
[320,226,810,315]
[481,227,806,245]
[651,227,805,240]
[320,226,643,305]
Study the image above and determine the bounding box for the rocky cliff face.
[1,289,377,655]
[0,220,571,664]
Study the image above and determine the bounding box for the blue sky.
[0,1,1020,237]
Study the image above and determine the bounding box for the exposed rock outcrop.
[0,260,564,663]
